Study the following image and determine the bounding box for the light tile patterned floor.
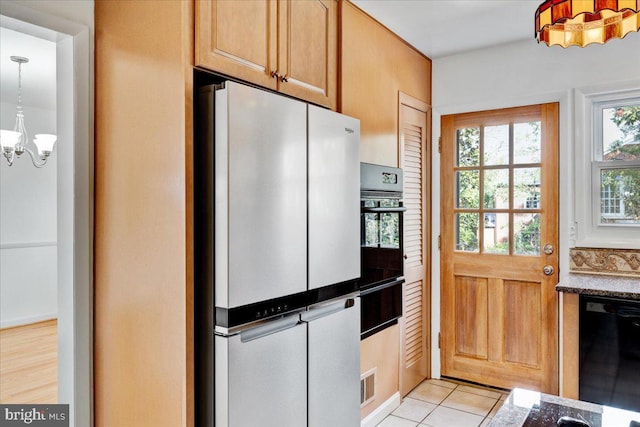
[377,378,509,427]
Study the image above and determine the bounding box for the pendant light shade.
[535,0,640,47]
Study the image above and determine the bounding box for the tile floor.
[376,378,509,427]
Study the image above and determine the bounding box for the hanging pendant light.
[1,55,57,168]
[535,0,640,47]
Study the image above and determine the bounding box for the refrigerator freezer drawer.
[308,105,360,290]
[306,297,361,427]
[215,316,307,427]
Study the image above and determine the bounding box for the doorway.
[440,103,559,393]
[0,25,58,404]
[0,5,93,426]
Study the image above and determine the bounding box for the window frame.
[574,84,640,249]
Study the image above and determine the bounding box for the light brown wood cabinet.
[196,0,337,110]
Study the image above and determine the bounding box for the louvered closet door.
[399,93,431,397]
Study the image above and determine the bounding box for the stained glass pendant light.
[535,0,640,47]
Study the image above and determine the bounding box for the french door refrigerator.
[195,81,360,427]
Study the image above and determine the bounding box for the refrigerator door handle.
[240,314,301,343]
[301,297,357,323]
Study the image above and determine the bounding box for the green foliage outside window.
[601,105,640,224]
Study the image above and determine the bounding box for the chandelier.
[535,0,640,47]
[0,56,57,168]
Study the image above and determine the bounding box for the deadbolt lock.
[543,244,554,255]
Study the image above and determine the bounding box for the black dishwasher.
[580,295,640,412]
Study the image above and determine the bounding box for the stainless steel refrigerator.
[195,81,361,427]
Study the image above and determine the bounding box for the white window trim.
[574,82,640,249]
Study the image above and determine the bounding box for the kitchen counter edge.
[555,273,640,300]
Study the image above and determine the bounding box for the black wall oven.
[360,163,405,339]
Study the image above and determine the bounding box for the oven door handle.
[360,278,405,296]
[361,207,407,213]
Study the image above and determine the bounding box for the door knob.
[543,265,554,276]
[543,244,554,255]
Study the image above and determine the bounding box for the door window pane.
[483,213,509,254]
[457,127,480,167]
[513,213,540,255]
[456,170,479,209]
[514,121,541,164]
[514,168,541,210]
[484,169,509,209]
[484,125,509,166]
[600,168,640,225]
[456,213,479,252]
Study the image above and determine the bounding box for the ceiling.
[0,25,57,112]
[351,0,541,59]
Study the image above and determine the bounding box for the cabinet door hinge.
[438,136,442,153]
[438,235,441,250]
[438,332,441,349]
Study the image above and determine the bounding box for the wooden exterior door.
[399,93,431,396]
[277,0,337,109]
[440,103,559,394]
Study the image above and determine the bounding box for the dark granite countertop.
[555,273,640,300]
[489,388,640,427]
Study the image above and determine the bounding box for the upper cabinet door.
[195,0,278,90]
[277,0,337,110]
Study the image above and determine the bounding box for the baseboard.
[0,313,57,329]
[361,392,401,427]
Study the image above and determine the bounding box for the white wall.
[0,100,58,327]
[430,35,640,378]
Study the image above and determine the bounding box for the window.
[574,85,640,249]
[452,116,544,256]
[594,102,640,225]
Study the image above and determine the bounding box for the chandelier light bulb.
[0,129,21,151]
[33,134,57,157]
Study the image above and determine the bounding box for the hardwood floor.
[0,319,57,403]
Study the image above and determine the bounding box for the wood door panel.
[452,253,541,282]
[504,281,541,367]
[455,276,488,359]
[278,0,337,109]
[195,0,277,89]
[441,103,559,394]
[215,1,270,69]
[285,0,328,90]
